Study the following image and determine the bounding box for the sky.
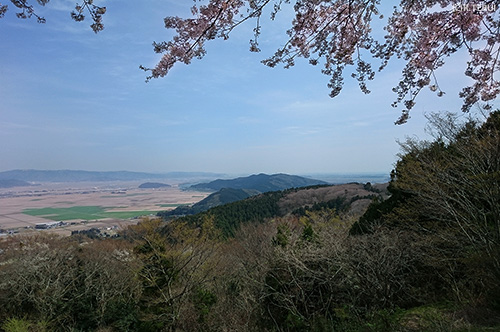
[0,0,496,176]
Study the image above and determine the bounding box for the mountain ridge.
[0,170,224,182]
[138,182,172,189]
[0,179,37,188]
[162,174,329,217]
[189,173,328,192]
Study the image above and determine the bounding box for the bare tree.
[0,234,141,329]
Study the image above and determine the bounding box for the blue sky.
[0,1,493,175]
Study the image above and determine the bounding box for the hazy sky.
[1,1,495,175]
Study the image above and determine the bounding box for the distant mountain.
[0,170,223,183]
[162,174,328,218]
[303,173,391,184]
[162,172,226,179]
[0,179,36,188]
[161,188,259,217]
[189,173,328,192]
[138,182,171,189]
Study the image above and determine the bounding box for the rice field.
[22,206,157,221]
[0,184,210,234]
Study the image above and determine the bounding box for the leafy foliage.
[1,317,32,332]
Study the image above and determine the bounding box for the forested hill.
[168,182,385,237]
[189,173,328,192]
[161,188,260,217]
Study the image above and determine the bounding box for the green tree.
[131,217,222,331]
[354,111,500,306]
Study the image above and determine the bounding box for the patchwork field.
[0,182,209,236]
[22,206,161,221]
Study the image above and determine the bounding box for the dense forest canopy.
[1,0,498,123]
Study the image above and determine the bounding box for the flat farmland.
[0,182,209,236]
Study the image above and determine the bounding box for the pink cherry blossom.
[3,0,498,123]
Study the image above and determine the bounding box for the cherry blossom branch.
[0,0,106,32]
[8,0,48,23]
[4,0,497,123]
[70,0,106,33]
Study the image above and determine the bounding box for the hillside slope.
[171,183,387,237]
[159,188,260,217]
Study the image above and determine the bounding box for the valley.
[0,182,209,236]
[0,171,388,237]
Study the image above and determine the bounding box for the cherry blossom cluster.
[1,0,49,23]
[261,1,379,99]
[70,0,106,33]
[142,0,499,124]
[2,0,498,123]
[0,0,106,32]
[383,0,499,123]
[140,0,252,80]
[0,5,6,19]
